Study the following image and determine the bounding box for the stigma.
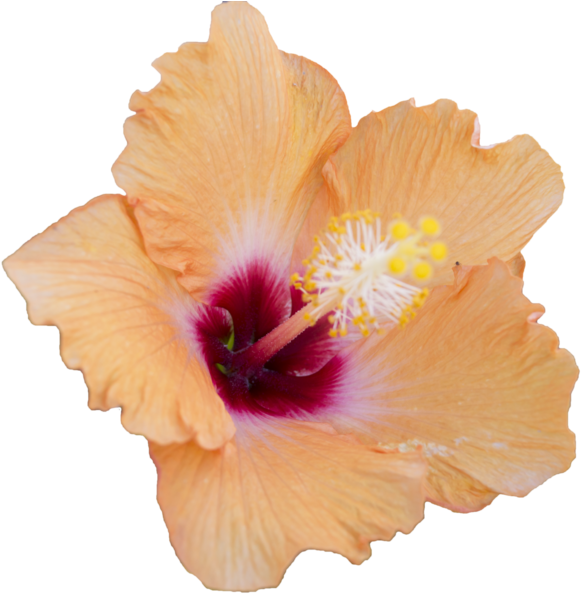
[290,210,447,337]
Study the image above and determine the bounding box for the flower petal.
[507,251,526,278]
[335,258,577,511]
[425,456,498,512]
[3,195,234,448]
[150,419,426,591]
[113,2,351,301]
[298,99,563,285]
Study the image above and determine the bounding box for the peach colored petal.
[295,99,563,285]
[425,457,497,512]
[335,259,577,512]
[150,419,426,591]
[112,2,351,301]
[507,251,526,278]
[3,195,234,448]
[291,185,333,274]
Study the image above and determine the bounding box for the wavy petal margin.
[332,259,577,511]
[113,2,351,301]
[294,99,563,283]
[151,419,426,590]
[3,195,234,448]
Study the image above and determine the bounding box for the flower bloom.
[3,2,577,591]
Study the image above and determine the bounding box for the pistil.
[231,300,333,376]
[231,210,446,375]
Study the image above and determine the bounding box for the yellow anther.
[420,217,441,236]
[412,290,428,308]
[429,241,447,261]
[289,209,446,338]
[391,220,411,241]
[413,261,433,281]
[388,256,407,275]
[303,312,311,321]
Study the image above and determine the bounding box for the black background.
[1,2,578,591]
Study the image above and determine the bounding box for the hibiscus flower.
[3,2,577,591]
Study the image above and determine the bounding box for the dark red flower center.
[190,258,346,418]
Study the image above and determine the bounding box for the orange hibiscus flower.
[3,2,577,591]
